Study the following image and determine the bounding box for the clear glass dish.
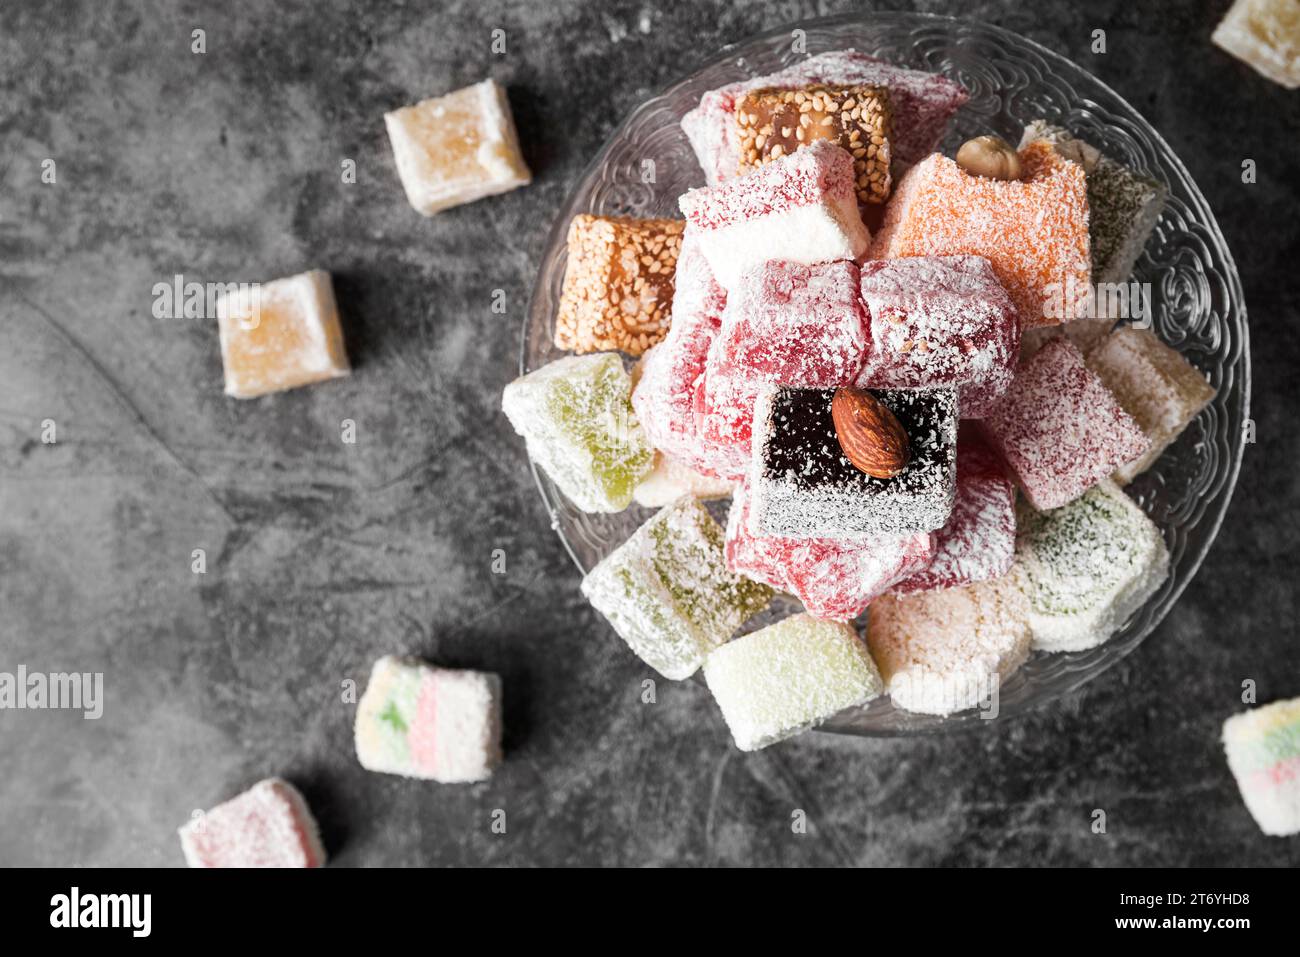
[522,12,1249,735]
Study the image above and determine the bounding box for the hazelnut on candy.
[955,135,1022,180]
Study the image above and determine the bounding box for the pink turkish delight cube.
[856,255,1020,418]
[725,483,933,620]
[679,140,870,289]
[980,336,1150,510]
[894,427,1015,594]
[716,260,868,388]
[697,339,758,480]
[178,778,326,868]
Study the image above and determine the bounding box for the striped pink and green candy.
[1222,697,1300,836]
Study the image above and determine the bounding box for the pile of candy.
[505,50,1220,751]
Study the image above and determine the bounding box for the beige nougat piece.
[385,79,531,215]
[1212,0,1300,89]
[215,270,350,399]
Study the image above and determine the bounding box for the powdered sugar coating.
[178,778,325,868]
[717,260,868,387]
[894,428,1015,593]
[704,614,884,750]
[867,576,1031,715]
[872,142,1091,329]
[581,498,772,679]
[1222,697,1300,836]
[980,337,1149,510]
[856,255,1020,416]
[751,386,957,537]
[725,482,933,620]
[698,336,761,478]
[633,451,736,507]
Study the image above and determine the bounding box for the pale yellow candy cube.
[385,79,531,215]
[215,270,350,399]
[1213,0,1300,89]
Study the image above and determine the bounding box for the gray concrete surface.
[1,0,1297,866]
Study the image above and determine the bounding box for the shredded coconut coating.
[725,482,933,620]
[503,353,655,513]
[1010,480,1169,652]
[581,498,773,679]
[1085,326,1216,484]
[699,337,761,477]
[1222,697,1300,836]
[178,778,325,868]
[872,142,1091,329]
[979,337,1149,510]
[704,615,883,750]
[856,255,1021,416]
[894,428,1015,594]
[716,260,868,388]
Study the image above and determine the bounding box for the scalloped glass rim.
[522,12,1250,736]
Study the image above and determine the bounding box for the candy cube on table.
[750,386,957,538]
[581,498,773,680]
[1011,480,1169,652]
[554,214,685,356]
[384,79,531,215]
[866,577,1031,715]
[980,336,1149,510]
[725,482,933,620]
[894,427,1015,594]
[355,656,502,783]
[871,141,1091,330]
[502,353,654,513]
[704,614,884,750]
[1020,120,1167,287]
[633,451,736,508]
[1085,326,1216,484]
[715,260,868,388]
[1212,0,1300,89]
[1223,697,1300,836]
[679,139,870,289]
[855,255,1021,417]
[735,84,894,203]
[179,778,325,868]
[681,51,968,184]
[215,269,350,399]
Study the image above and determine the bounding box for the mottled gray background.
[1,0,1296,867]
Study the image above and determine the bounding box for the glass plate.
[522,12,1249,736]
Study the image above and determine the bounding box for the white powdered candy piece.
[1085,326,1216,484]
[502,353,654,513]
[867,577,1031,715]
[633,452,735,508]
[179,778,326,868]
[385,79,531,215]
[679,140,870,290]
[215,269,350,399]
[704,615,883,751]
[1212,0,1300,89]
[355,656,503,783]
[582,498,772,679]
[1222,697,1300,836]
[1012,480,1169,652]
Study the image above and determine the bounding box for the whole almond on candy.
[831,387,911,479]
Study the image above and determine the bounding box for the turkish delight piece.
[872,141,1091,329]
[502,353,654,513]
[1085,326,1216,484]
[750,386,957,538]
[384,79,531,215]
[725,482,932,620]
[704,614,883,750]
[681,51,968,184]
[698,338,760,478]
[555,214,685,356]
[633,451,735,508]
[215,269,350,399]
[894,428,1015,594]
[735,84,893,203]
[1212,0,1300,89]
[679,139,870,289]
[1011,480,1169,652]
[355,656,502,783]
[1222,697,1300,836]
[855,255,1020,417]
[179,778,325,868]
[581,498,773,679]
[1020,120,1167,286]
[980,337,1149,510]
[715,260,868,388]
[866,576,1031,716]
